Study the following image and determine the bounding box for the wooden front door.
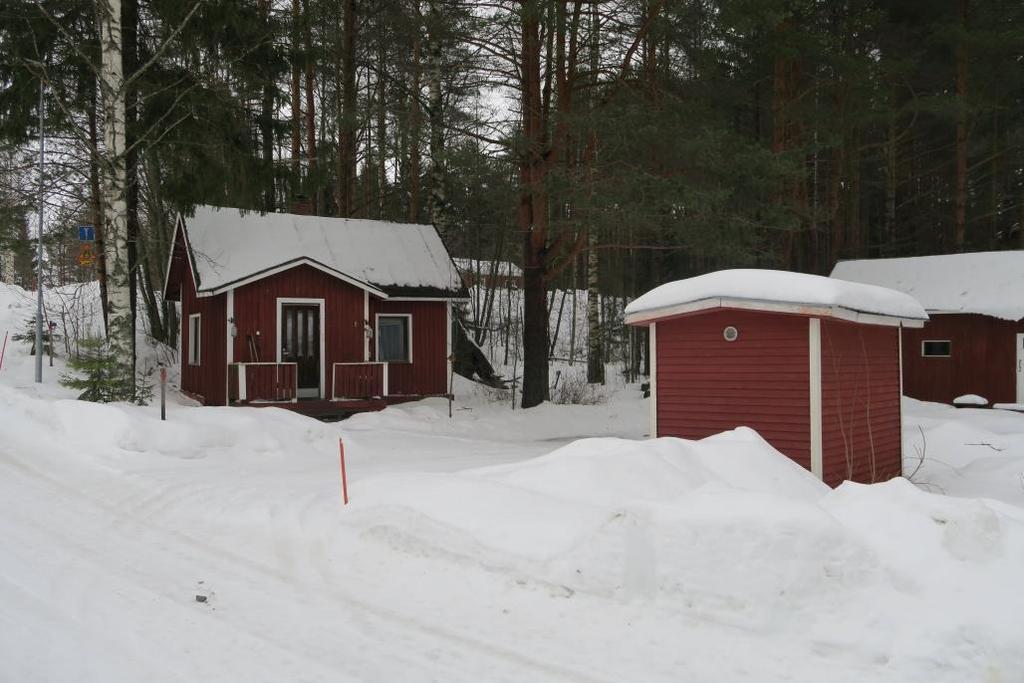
[281,304,321,398]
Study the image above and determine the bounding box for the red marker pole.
[339,438,349,505]
[0,331,7,372]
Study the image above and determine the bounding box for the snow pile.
[832,250,1024,320]
[904,397,1024,507]
[953,394,988,407]
[453,257,522,278]
[349,430,1024,677]
[625,269,928,323]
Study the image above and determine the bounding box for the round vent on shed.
[723,326,739,342]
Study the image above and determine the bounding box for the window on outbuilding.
[377,315,411,362]
[921,340,951,357]
[188,314,202,366]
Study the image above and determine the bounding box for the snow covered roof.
[177,205,465,298]
[453,258,523,278]
[830,251,1024,321]
[624,269,928,326]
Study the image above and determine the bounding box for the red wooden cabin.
[626,270,928,487]
[163,206,466,417]
[833,251,1024,407]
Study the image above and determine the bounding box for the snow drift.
[349,431,1024,677]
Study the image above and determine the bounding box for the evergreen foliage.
[60,337,152,404]
[1,0,1022,406]
[11,316,57,357]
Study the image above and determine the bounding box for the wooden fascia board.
[624,297,927,329]
[162,214,200,301]
[195,258,388,299]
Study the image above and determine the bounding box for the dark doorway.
[281,303,321,398]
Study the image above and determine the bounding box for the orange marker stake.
[339,438,349,505]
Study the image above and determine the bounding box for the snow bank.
[348,430,1024,677]
[904,397,1024,507]
[625,269,927,322]
[832,250,1024,320]
[953,394,988,407]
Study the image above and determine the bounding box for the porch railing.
[332,362,388,400]
[229,362,298,403]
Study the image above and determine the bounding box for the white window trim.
[649,322,657,439]
[275,297,326,398]
[188,313,202,366]
[375,313,413,363]
[808,317,823,481]
[921,339,952,358]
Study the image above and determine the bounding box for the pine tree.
[60,337,152,404]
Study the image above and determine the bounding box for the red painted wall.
[231,264,366,403]
[901,314,1024,404]
[655,309,812,470]
[180,266,227,406]
[369,299,449,396]
[820,319,902,487]
[230,264,449,399]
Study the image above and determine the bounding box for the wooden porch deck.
[229,394,445,421]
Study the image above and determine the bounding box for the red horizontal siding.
[821,319,902,486]
[656,309,811,470]
[901,314,1024,404]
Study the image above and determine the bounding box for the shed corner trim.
[808,317,823,480]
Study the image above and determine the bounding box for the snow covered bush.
[550,371,606,405]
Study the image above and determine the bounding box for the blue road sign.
[78,225,95,242]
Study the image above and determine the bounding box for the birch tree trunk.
[97,0,134,396]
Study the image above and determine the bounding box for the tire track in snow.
[0,451,618,683]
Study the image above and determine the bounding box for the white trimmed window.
[188,314,202,366]
[921,340,951,357]
[376,314,412,362]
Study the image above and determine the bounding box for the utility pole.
[35,79,45,384]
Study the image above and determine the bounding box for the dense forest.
[0,0,1022,406]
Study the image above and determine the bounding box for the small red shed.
[832,251,1024,406]
[163,206,466,416]
[625,270,928,487]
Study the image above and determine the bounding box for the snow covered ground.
[2,282,1024,682]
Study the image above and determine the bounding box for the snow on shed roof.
[453,258,523,278]
[180,206,464,298]
[624,269,928,326]
[830,251,1024,321]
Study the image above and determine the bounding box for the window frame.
[188,313,202,366]
[921,339,952,358]
[375,313,413,363]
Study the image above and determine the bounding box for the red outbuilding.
[832,251,1024,407]
[625,270,929,487]
[163,206,466,417]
